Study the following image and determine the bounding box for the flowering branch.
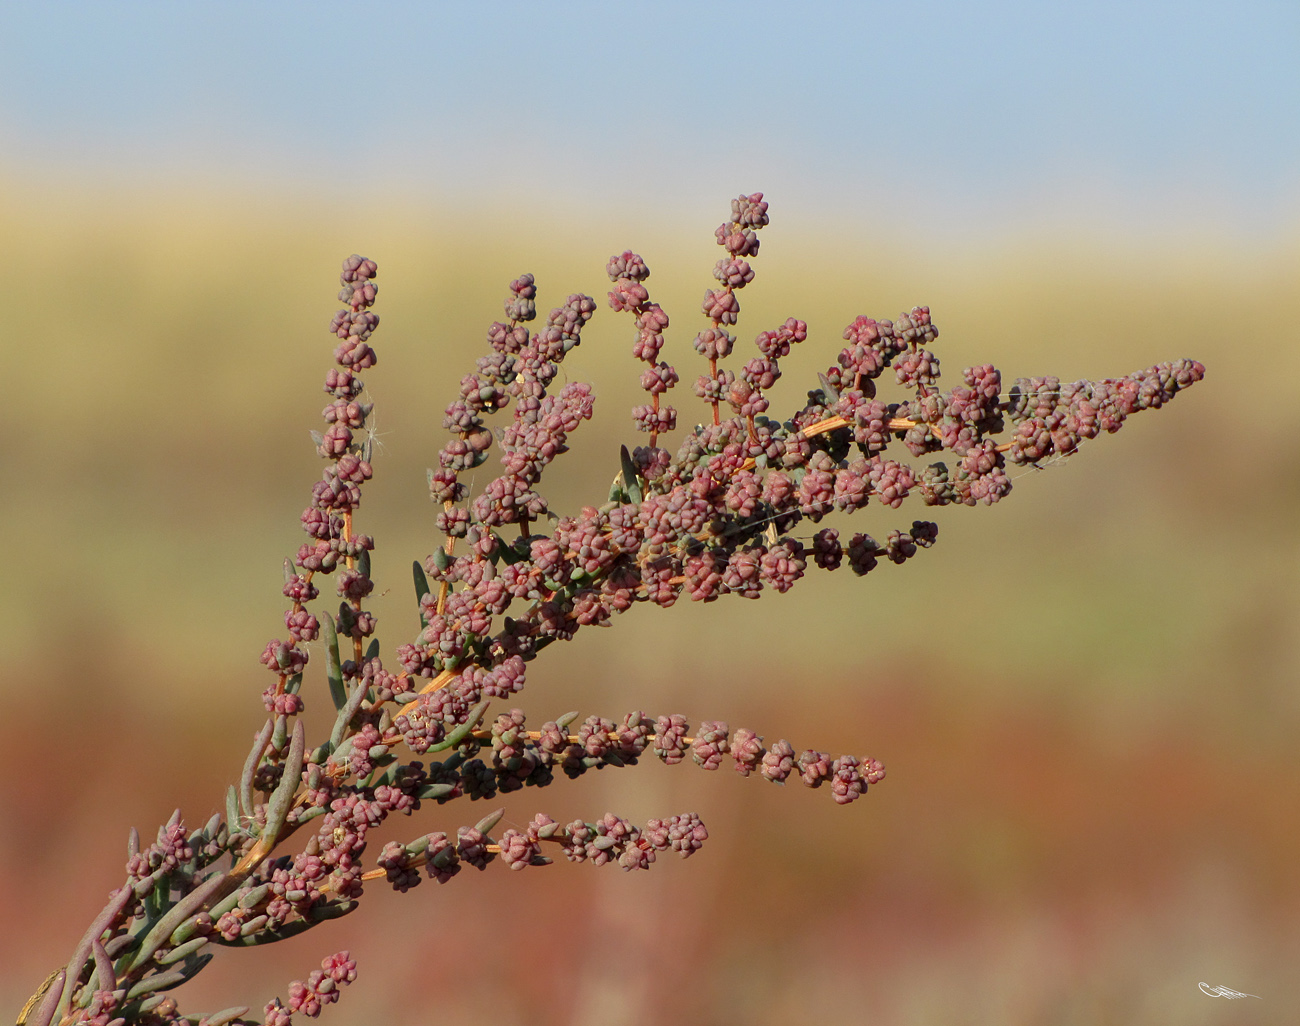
[19,193,1203,1026]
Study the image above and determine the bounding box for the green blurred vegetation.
[4,179,1298,1025]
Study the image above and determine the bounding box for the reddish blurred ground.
[5,657,1295,1026]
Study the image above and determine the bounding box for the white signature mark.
[1199,982,1261,1000]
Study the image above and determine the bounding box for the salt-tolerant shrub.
[19,193,1203,1026]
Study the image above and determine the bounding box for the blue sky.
[6,1,1298,238]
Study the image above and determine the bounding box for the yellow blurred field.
[4,177,1298,1025]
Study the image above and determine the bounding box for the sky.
[5,1,1299,239]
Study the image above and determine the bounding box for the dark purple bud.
[846,533,879,575]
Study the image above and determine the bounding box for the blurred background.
[3,3,1298,1024]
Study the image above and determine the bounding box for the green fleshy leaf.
[167,914,202,948]
[263,721,305,841]
[202,1007,250,1026]
[237,913,269,937]
[365,639,380,662]
[127,872,228,973]
[439,750,467,772]
[534,819,561,839]
[404,835,432,856]
[58,884,132,1020]
[208,887,248,924]
[156,936,209,966]
[412,560,431,628]
[309,742,334,764]
[124,954,211,1000]
[370,762,399,788]
[496,538,528,566]
[243,717,270,821]
[474,808,505,835]
[414,782,457,801]
[307,899,359,922]
[225,786,238,832]
[87,939,114,1000]
[424,700,491,754]
[105,933,139,964]
[619,445,644,504]
[430,844,456,869]
[237,883,271,910]
[330,677,370,749]
[295,806,327,826]
[270,714,288,754]
[336,602,357,638]
[143,878,166,920]
[321,611,347,711]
